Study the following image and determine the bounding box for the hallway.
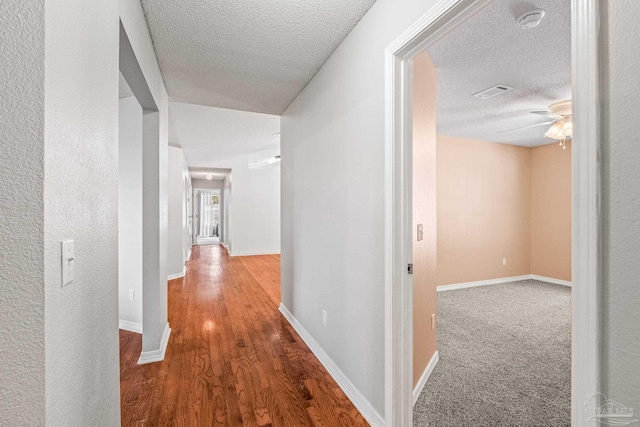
[119,245,368,426]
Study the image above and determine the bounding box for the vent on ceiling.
[472,85,513,99]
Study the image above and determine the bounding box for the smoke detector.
[517,9,545,29]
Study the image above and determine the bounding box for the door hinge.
[408,263,413,274]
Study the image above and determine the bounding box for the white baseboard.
[119,319,142,334]
[167,266,186,281]
[530,274,572,287]
[437,275,531,292]
[437,274,572,292]
[278,304,384,427]
[138,322,171,365]
[229,250,281,257]
[413,350,439,405]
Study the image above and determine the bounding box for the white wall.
[282,0,640,419]
[119,97,144,331]
[120,0,170,357]
[208,153,280,256]
[281,0,443,417]
[43,0,121,424]
[192,178,224,189]
[601,0,640,410]
[168,146,189,278]
[0,0,46,424]
[222,174,232,249]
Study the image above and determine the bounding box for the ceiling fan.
[498,100,573,149]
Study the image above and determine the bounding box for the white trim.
[530,274,572,287]
[229,251,280,257]
[384,0,600,425]
[437,274,573,292]
[119,319,142,334]
[384,2,498,425]
[437,275,531,292]
[571,1,601,424]
[278,304,385,427]
[167,266,186,281]
[413,351,439,405]
[138,322,171,364]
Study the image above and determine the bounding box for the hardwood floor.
[120,245,368,427]
[237,254,281,306]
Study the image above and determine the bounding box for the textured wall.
[119,97,144,329]
[43,0,121,424]
[601,0,640,410]
[0,0,46,424]
[530,142,572,281]
[168,146,188,277]
[412,52,438,386]
[120,0,170,355]
[281,0,445,416]
[436,136,532,286]
[192,179,224,189]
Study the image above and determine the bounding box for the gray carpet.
[414,280,571,426]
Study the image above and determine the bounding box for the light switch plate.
[61,240,75,287]
[417,224,424,241]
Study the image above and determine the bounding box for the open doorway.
[195,189,221,245]
[410,1,572,425]
[384,0,601,425]
[189,168,230,247]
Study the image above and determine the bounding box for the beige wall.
[436,135,532,286]
[435,136,572,286]
[412,52,438,386]
[530,141,572,281]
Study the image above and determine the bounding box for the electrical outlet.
[129,289,134,301]
[502,258,507,266]
[322,310,327,326]
[431,313,436,330]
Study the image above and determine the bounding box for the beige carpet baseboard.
[437,274,572,292]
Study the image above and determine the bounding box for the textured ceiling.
[428,0,571,147]
[169,102,280,167]
[141,0,377,114]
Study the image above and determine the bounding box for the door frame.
[383,0,601,425]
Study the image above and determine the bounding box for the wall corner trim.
[530,274,572,287]
[413,351,439,405]
[436,275,532,292]
[437,275,572,292]
[278,304,385,427]
[119,320,143,334]
[138,323,171,364]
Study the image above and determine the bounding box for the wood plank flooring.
[120,245,368,427]
[237,254,281,306]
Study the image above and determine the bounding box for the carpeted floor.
[414,280,571,426]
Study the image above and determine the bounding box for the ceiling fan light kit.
[543,100,573,149]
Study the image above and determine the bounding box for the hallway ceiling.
[169,102,280,167]
[427,0,571,147]
[141,0,377,115]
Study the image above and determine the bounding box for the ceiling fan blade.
[497,121,555,134]
[531,110,562,119]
